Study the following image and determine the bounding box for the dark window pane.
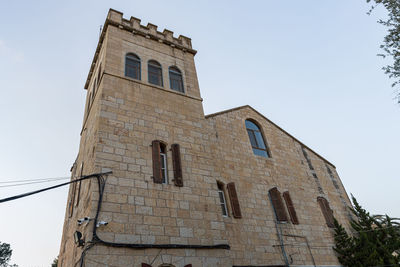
[247,130,258,147]
[169,67,184,92]
[253,148,268,157]
[125,54,141,80]
[245,120,259,131]
[220,204,227,216]
[148,63,163,86]
[254,131,266,149]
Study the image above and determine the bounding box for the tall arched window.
[169,66,184,93]
[245,120,269,158]
[148,60,163,86]
[125,53,141,80]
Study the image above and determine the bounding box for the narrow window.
[217,182,228,217]
[69,164,77,217]
[125,53,141,80]
[283,191,299,224]
[75,162,84,206]
[317,197,334,228]
[169,66,184,93]
[268,187,288,222]
[152,140,168,184]
[97,64,102,85]
[160,143,168,184]
[245,120,269,158]
[148,60,163,86]
[171,144,183,187]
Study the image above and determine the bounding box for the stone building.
[58,9,352,267]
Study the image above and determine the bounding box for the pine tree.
[333,195,400,266]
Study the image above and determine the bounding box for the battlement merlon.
[84,8,196,89]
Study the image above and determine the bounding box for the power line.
[0,172,111,204]
[0,177,70,188]
[0,176,70,184]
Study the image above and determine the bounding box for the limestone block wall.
[59,9,352,267]
[206,106,352,266]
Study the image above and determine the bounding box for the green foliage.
[367,0,400,103]
[333,195,400,266]
[51,256,58,267]
[0,242,14,267]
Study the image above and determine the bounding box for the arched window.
[245,120,269,158]
[125,53,141,80]
[169,66,184,93]
[148,60,163,86]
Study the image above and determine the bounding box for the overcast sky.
[0,1,399,266]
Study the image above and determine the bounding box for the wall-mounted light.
[74,231,84,247]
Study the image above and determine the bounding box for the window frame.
[245,119,270,158]
[160,151,168,184]
[217,182,229,217]
[125,53,141,80]
[148,60,163,87]
[168,66,184,93]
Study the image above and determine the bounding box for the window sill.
[105,71,203,101]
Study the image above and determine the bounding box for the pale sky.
[0,1,399,266]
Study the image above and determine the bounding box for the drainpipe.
[282,234,316,267]
[268,194,289,267]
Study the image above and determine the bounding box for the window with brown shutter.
[75,162,84,206]
[317,197,334,228]
[171,143,183,187]
[152,140,162,184]
[227,182,242,218]
[184,265,193,267]
[268,187,288,222]
[69,165,77,217]
[141,264,152,267]
[283,191,299,224]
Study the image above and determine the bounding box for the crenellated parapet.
[107,9,194,53]
[85,8,196,89]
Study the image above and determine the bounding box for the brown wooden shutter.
[184,265,193,267]
[171,143,183,187]
[152,140,162,184]
[268,187,288,222]
[283,191,299,224]
[317,197,334,228]
[141,264,152,267]
[227,182,242,218]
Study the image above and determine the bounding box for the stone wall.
[58,9,351,267]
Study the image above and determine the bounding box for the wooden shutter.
[269,187,288,222]
[317,197,334,228]
[283,191,299,224]
[184,265,193,267]
[152,140,162,184]
[171,143,183,187]
[227,182,242,218]
[141,264,152,267]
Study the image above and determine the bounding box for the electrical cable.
[0,177,70,188]
[0,176,70,184]
[0,172,110,204]
[78,172,230,267]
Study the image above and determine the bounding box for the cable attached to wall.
[78,172,230,267]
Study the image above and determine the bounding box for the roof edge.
[205,105,336,168]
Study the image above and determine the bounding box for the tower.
[59,8,231,267]
[59,9,352,267]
